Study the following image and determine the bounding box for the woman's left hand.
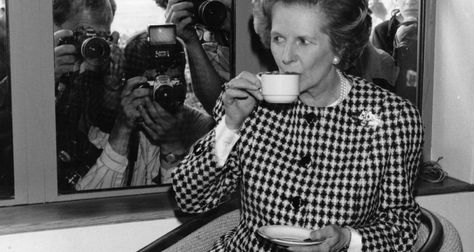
[287,225,351,252]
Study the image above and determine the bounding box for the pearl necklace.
[328,70,351,107]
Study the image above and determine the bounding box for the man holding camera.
[53,0,128,192]
[153,0,231,115]
[53,0,214,190]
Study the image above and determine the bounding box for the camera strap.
[125,129,139,186]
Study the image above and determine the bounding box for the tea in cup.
[258,72,300,103]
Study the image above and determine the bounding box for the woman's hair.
[53,0,116,27]
[253,0,372,70]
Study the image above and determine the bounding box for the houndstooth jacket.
[173,75,423,252]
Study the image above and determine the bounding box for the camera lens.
[197,0,227,28]
[154,84,174,105]
[81,37,110,63]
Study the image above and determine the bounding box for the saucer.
[256,225,323,247]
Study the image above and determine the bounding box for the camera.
[136,76,186,114]
[143,24,186,114]
[58,26,112,65]
[192,0,227,28]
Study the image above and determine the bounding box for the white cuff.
[215,116,240,167]
[100,142,129,173]
[347,227,363,252]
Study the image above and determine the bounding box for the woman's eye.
[298,38,311,45]
[272,35,284,43]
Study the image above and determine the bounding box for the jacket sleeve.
[172,92,242,213]
[356,101,423,251]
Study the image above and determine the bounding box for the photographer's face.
[54,11,112,34]
[396,0,419,21]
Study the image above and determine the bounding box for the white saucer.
[256,225,323,247]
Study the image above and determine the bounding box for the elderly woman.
[173,0,423,251]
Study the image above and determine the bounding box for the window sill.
[0,177,472,236]
[0,192,192,236]
[415,176,474,196]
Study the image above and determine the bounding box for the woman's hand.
[223,71,263,130]
[165,0,199,44]
[287,225,351,252]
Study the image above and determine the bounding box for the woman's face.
[270,2,336,93]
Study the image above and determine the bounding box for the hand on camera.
[138,96,184,144]
[223,71,263,131]
[117,76,151,130]
[164,0,200,44]
[54,29,77,81]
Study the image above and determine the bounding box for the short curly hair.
[252,0,371,70]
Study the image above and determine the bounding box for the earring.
[332,57,340,65]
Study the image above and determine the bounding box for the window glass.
[0,0,14,199]
[53,0,232,194]
[368,0,420,107]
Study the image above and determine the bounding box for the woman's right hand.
[223,71,263,130]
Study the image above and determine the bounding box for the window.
[1,0,234,206]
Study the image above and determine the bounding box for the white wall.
[429,0,474,183]
[0,218,181,252]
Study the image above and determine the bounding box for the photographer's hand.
[108,77,150,156]
[139,98,183,145]
[54,29,77,82]
[165,0,200,44]
[117,77,151,130]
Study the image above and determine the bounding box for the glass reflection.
[370,0,420,105]
[54,0,231,194]
[0,0,14,199]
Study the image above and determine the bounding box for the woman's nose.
[281,44,296,65]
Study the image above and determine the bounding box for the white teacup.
[258,72,300,103]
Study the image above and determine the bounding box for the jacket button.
[193,144,204,155]
[304,113,317,124]
[298,155,311,166]
[291,196,302,209]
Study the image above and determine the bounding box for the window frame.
[1,0,237,207]
[1,0,170,207]
[2,0,443,206]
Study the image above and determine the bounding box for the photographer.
[75,76,214,189]
[75,22,214,188]
[53,0,126,192]
[152,0,231,115]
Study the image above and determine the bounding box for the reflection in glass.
[0,0,14,199]
[54,0,231,194]
[370,0,420,106]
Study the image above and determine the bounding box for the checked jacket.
[173,75,423,251]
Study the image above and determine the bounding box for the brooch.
[356,110,382,128]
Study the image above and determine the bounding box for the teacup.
[258,72,300,103]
